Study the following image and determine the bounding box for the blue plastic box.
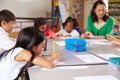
[65,38,86,52]
[108,57,120,71]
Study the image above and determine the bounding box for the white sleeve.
[70,29,80,37]
[0,36,16,50]
[56,29,64,35]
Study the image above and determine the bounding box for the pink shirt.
[44,29,56,38]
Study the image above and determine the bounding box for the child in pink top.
[34,17,56,38]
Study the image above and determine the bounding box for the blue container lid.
[108,57,120,66]
[65,38,86,46]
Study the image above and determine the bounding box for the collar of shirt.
[0,27,9,36]
[94,22,106,30]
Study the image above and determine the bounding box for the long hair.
[0,27,44,60]
[90,0,109,22]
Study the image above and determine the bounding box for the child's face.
[39,24,47,32]
[65,22,73,33]
[33,41,45,56]
[2,21,15,33]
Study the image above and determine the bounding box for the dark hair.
[0,9,16,26]
[73,18,78,28]
[34,17,47,28]
[63,16,73,27]
[0,27,44,61]
[90,0,109,22]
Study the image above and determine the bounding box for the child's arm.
[15,50,58,69]
[70,30,79,37]
[111,40,120,46]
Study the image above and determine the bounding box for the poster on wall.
[72,2,83,20]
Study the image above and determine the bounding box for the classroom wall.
[84,0,97,28]
[0,0,51,18]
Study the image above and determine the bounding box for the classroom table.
[29,65,120,80]
[28,38,120,80]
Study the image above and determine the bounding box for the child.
[73,18,81,35]
[0,9,16,52]
[34,17,56,38]
[0,27,59,80]
[107,35,120,46]
[56,16,79,37]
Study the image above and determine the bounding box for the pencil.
[42,53,62,56]
[52,39,56,54]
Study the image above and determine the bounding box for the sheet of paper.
[116,48,120,52]
[73,75,118,80]
[90,41,112,45]
[97,53,120,60]
[55,41,65,46]
[29,65,41,69]
[57,37,77,40]
[41,66,88,70]
[56,62,66,65]
[75,54,106,63]
[86,39,108,42]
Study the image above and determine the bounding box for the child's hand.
[51,53,60,60]
[57,33,63,37]
[110,40,120,46]
[64,35,71,37]
[46,36,52,39]
[107,35,117,41]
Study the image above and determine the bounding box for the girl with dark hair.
[0,27,58,80]
[56,16,79,37]
[81,0,114,39]
[34,17,56,38]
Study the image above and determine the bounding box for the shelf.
[108,12,120,16]
[109,2,120,3]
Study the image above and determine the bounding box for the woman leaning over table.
[81,0,114,39]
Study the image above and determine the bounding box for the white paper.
[57,37,77,40]
[73,75,118,80]
[55,41,65,46]
[86,39,108,42]
[29,65,41,69]
[41,66,88,70]
[56,62,66,65]
[90,41,112,45]
[75,55,106,63]
[116,48,120,52]
[97,53,120,60]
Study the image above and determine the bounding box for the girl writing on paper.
[0,27,59,80]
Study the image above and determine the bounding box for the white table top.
[29,38,120,80]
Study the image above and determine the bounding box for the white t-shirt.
[0,27,16,52]
[0,47,27,80]
[56,29,79,37]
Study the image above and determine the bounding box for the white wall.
[0,0,51,18]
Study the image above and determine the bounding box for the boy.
[0,9,16,53]
[34,17,56,38]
